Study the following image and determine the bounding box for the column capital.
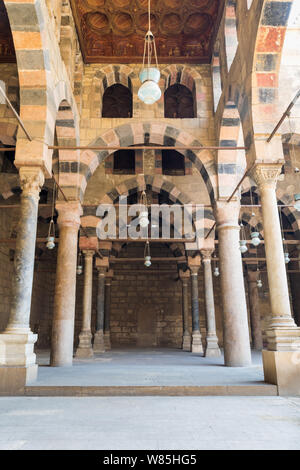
[82,250,95,259]
[79,236,99,252]
[56,202,82,228]
[19,166,44,198]
[179,269,190,283]
[200,249,214,262]
[252,163,282,190]
[188,255,201,275]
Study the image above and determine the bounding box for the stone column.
[215,200,252,367]
[252,164,300,395]
[75,250,94,358]
[50,202,82,367]
[104,270,113,350]
[93,262,107,353]
[247,269,263,351]
[188,257,203,354]
[179,270,191,351]
[201,250,221,357]
[0,167,44,390]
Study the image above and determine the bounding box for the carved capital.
[56,202,82,228]
[200,249,214,262]
[82,250,95,260]
[252,164,282,190]
[179,269,190,282]
[19,167,44,198]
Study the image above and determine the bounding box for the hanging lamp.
[249,187,261,247]
[213,253,220,277]
[138,0,161,105]
[279,208,290,265]
[239,222,248,254]
[46,183,56,250]
[139,190,149,228]
[144,240,151,267]
[76,251,83,275]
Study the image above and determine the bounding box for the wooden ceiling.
[0,0,16,63]
[71,0,224,64]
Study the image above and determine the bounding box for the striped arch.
[90,65,135,118]
[225,0,238,71]
[81,175,216,241]
[3,0,80,169]
[212,41,222,112]
[252,0,295,138]
[218,101,247,198]
[161,65,205,118]
[71,122,217,203]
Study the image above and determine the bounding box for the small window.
[162,149,185,176]
[113,150,135,175]
[164,84,195,119]
[102,84,132,118]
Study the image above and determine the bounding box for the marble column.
[247,270,263,351]
[179,270,191,351]
[252,164,300,394]
[0,167,44,389]
[201,250,221,357]
[104,270,113,350]
[189,259,203,354]
[75,250,94,358]
[253,164,300,347]
[215,200,252,367]
[50,202,82,367]
[94,266,106,353]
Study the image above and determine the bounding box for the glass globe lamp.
[294,194,300,212]
[284,251,290,264]
[213,266,220,277]
[138,68,161,105]
[139,210,149,228]
[144,256,151,268]
[239,240,248,254]
[251,231,261,247]
[46,236,55,250]
[257,279,263,288]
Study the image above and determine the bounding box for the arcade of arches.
[0,0,300,396]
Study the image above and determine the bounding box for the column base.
[265,326,300,351]
[0,331,37,366]
[263,349,300,396]
[0,364,37,395]
[104,332,111,351]
[182,333,191,352]
[191,331,203,354]
[93,331,105,353]
[75,331,94,358]
[205,335,221,357]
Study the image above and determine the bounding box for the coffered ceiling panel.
[71,0,224,64]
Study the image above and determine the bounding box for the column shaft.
[190,267,203,354]
[216,201,251,367]
[93,268,106,353]
[247,272,263,350]
[180,275,191,351]
[50,203,81,367]
[202,253,221,357]
[104,276,112,350]
[0,167,44,376]
[75,251,94,358]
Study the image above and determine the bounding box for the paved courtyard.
[0,396,299,450]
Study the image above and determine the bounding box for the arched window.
[113,150,135,175]
[164,84,195,119]
[162,149,185,175]
[102,84,133,118]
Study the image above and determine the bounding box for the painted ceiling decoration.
[70,0,223,64]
